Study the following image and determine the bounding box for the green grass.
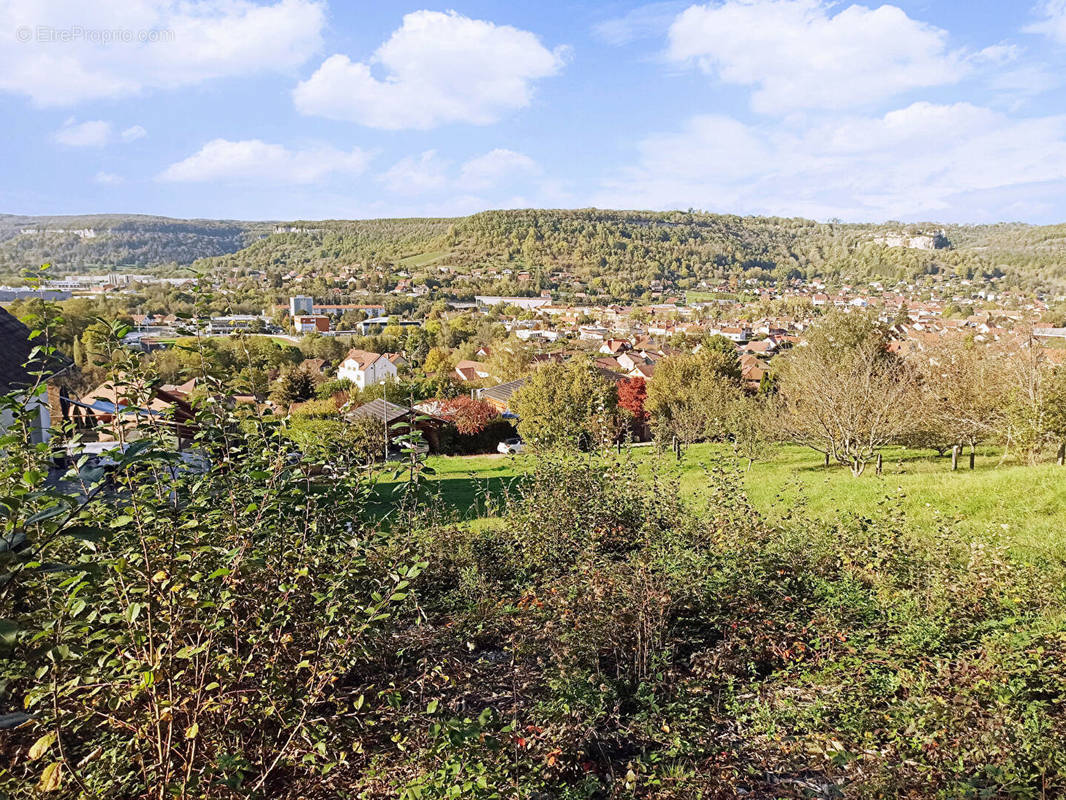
[398,249,450,268]
[369,444,1066,560]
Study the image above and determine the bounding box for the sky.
[3,0,1066,224]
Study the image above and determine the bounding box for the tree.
[728,395,771,471]
[271,366,316,408]
[440,395,498,435]
[423,347,457,377]
[1001,338,1055,465]
[645,350,741,448]
[773,312,917,476]
[617,377,648,423]
[910,337,1007,468]
[510,359,618,449]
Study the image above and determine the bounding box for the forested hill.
[0,214,271,272]
[5,209,1066,290]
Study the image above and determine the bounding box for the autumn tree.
[910,336,1007,468]
[440,395,498,435]
[774,311,917,476]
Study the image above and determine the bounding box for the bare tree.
[909,336,1007,469]
[773,313,918,476]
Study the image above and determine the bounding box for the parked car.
[497,437,525,455]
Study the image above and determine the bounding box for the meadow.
[373,443,1066,560]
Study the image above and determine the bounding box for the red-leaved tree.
[440,395,498,435]
[618,377,648,422]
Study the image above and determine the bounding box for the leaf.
[0,619,18,650]
[25,505,67,526]
[63,525,107,542]
[29,731,57,761]
[185,722,199,740]
[109,515,134,529]
[426,699,439,714]
[37,761,62,792]
[126,603,141,623]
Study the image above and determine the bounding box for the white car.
[497,437,525,455]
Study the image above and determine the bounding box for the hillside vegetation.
[0,214,269,271]
[5,209,1066,290]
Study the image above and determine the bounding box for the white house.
[336,349,398,389]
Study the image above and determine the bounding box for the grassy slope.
[373,444,1066,560]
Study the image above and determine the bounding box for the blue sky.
[3,0,1066,223]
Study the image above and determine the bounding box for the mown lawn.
[370,444,1066,559]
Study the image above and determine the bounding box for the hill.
[5,209,1066,292]
[0,213,270,272]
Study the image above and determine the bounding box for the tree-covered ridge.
[0,214,271,271]
[7,209,1066,291]
[198,218,455,274]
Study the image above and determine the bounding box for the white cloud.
[1025,0,1066,43]
[160,139,373,184]
[596,103,1066,222]
[667,0,966,114]
[459,149,539,190]
[120,125,147,142]
[293,10,567,129]
[593,2,687,45]
[94,170,123,184]
[1,0,325,106]
[378,151,450,195]
[54,118,111,146]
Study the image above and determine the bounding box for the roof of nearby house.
[479,377,529,404]
[0,306,70,394]
[346,398,412,424]
[341,348,385,370]
[300,358,329,375]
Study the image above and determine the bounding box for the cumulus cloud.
[459,149,540,189]
[1,0,325,106]
[596,103,1066,222]
[293,10,567,129]
[160,139,373,184]
[53,118,111,146]
[94,171,123,184]
[667,0,966,114]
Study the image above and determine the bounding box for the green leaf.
[64,525,107,542]
[426,699,439,714]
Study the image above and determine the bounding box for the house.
[336,349,399,389]
[599,338,631,355]
[0,307,70,443]
[455,360,491,382]
[294,315,330,333]
[477,377,529,414]
[616,350,654,372]
[299,358,331,378]
[346,398,443,452]
[73,380,196,444]
[627,362,655,380]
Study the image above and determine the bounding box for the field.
[373,443,1066,560]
